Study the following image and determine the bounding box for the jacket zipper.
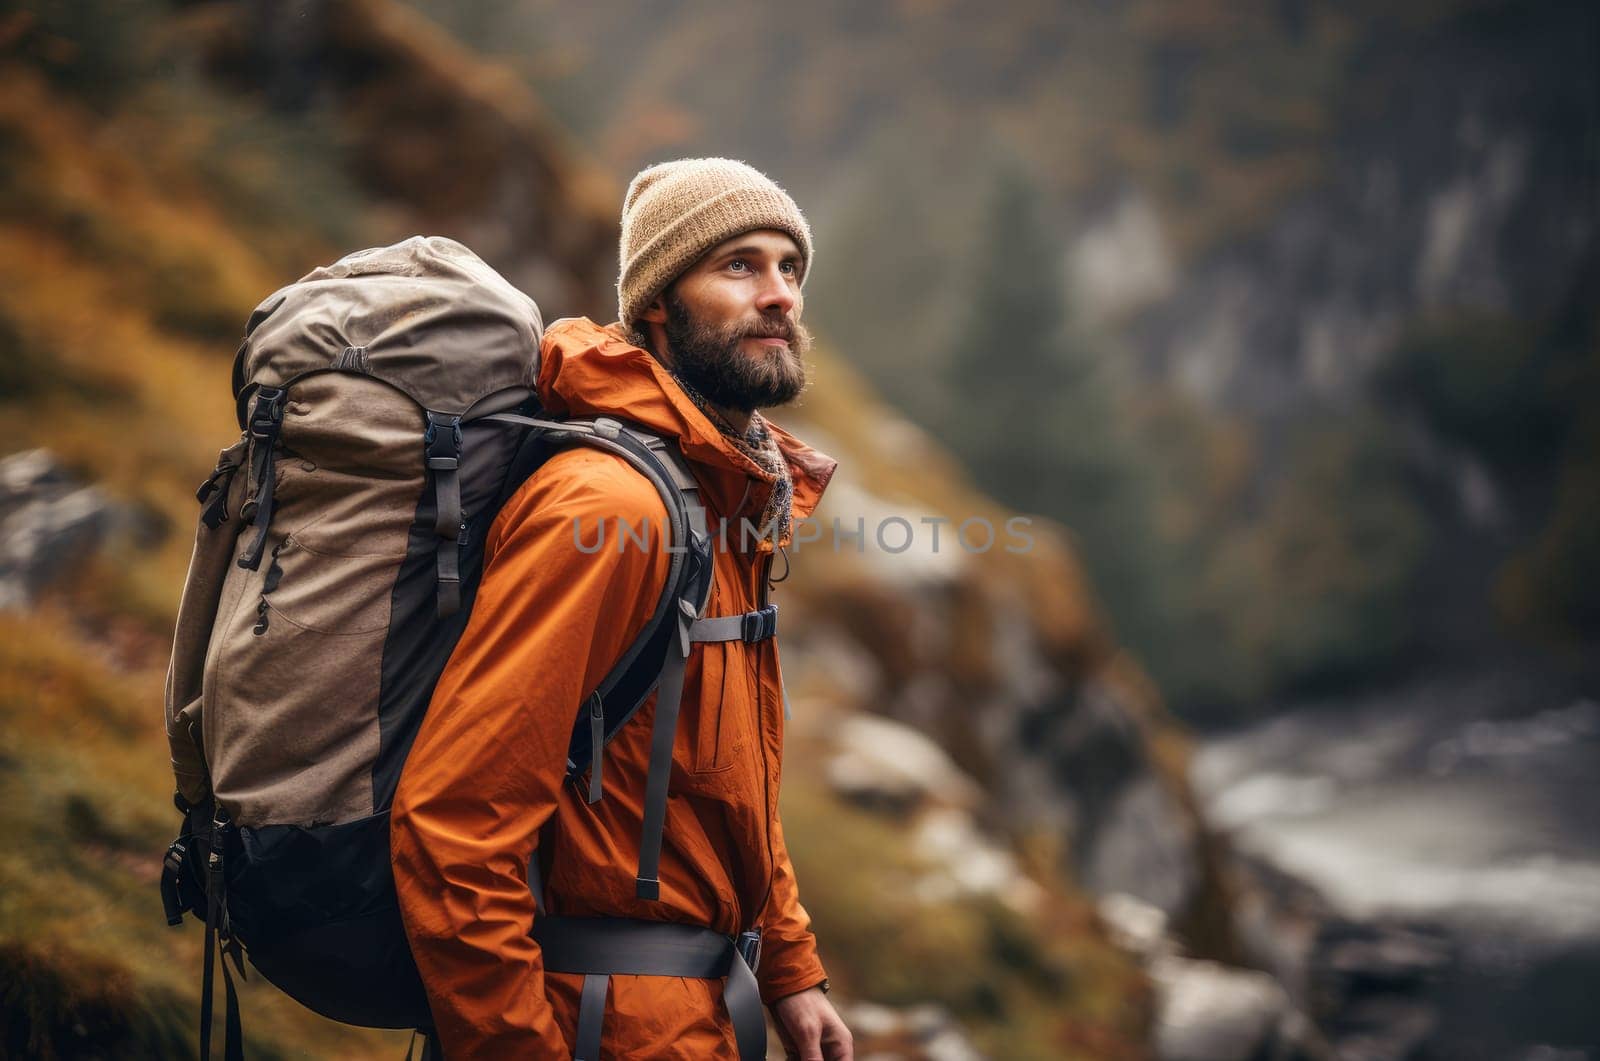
[757,549,774,608]
[754,546,777,927]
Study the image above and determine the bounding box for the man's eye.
[780,261,798,275]
[729,259,749,272]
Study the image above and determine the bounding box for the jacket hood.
[536,317,837,547]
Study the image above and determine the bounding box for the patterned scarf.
[670,372,794,546]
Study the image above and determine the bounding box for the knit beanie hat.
[618,157,813,331]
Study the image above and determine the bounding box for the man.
[391,158,854,1060]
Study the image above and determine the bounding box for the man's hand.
[771,986,853,1061]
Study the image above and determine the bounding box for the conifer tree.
[944,161,1159,646]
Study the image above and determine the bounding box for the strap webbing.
[585,694,604,804]
[689,603,778,643]
[574,974,608,1061]
[196,452,241,530]
[527,850,547,917]
[635,623,689,902]
[724,943,765,1061]
[200,882,216,1056]
[425,412,464,618]
[236,388,285,571]
[404,1030,442,1061]
[220,943,244,1061]
[532,916,765,1061]
[199,805,243,1061]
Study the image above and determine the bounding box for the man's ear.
[638,294,668,325]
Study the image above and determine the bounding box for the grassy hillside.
[0,9,411,1052]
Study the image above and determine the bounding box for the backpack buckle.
[736,929,762,973]
[424,413,463,468]
[248,388,285,438]
[161,837,190,926]
[740,604,778,642]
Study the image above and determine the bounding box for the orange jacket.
[390,317,838,1059]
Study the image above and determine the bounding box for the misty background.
[420,0,1599,725]
[1,1,1596,1058]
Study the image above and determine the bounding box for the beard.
[660,291,811,413]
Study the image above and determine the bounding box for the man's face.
[653,229,812,414]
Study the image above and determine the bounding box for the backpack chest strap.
[688,603,778,643]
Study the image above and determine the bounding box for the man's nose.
[754,265,797,317]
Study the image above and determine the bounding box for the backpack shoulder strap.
[482,411,714,762]
[488,412,714,902]
[486,411,783,904]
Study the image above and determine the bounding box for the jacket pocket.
[690,640,753,774]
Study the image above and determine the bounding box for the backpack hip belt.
[531,916,766,1061]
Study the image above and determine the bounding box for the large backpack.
[158,237,724,1055]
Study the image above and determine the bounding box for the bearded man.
[391,158,854,1061]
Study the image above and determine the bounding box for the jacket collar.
[536,317,837,548]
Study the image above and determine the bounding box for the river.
[1192,665,1600,1059]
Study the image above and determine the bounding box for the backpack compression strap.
[236,387,286,571]
[423,412,465,617]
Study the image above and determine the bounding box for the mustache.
[740,318,799,341]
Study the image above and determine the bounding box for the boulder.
[1150,953,1302,1061]
[1101,892,1328,1061]
[833,1000,985,1061]
[0,450,121,611]
[826,713,984,814]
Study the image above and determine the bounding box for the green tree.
[808,118,988,425]
[943,162,1162,648]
